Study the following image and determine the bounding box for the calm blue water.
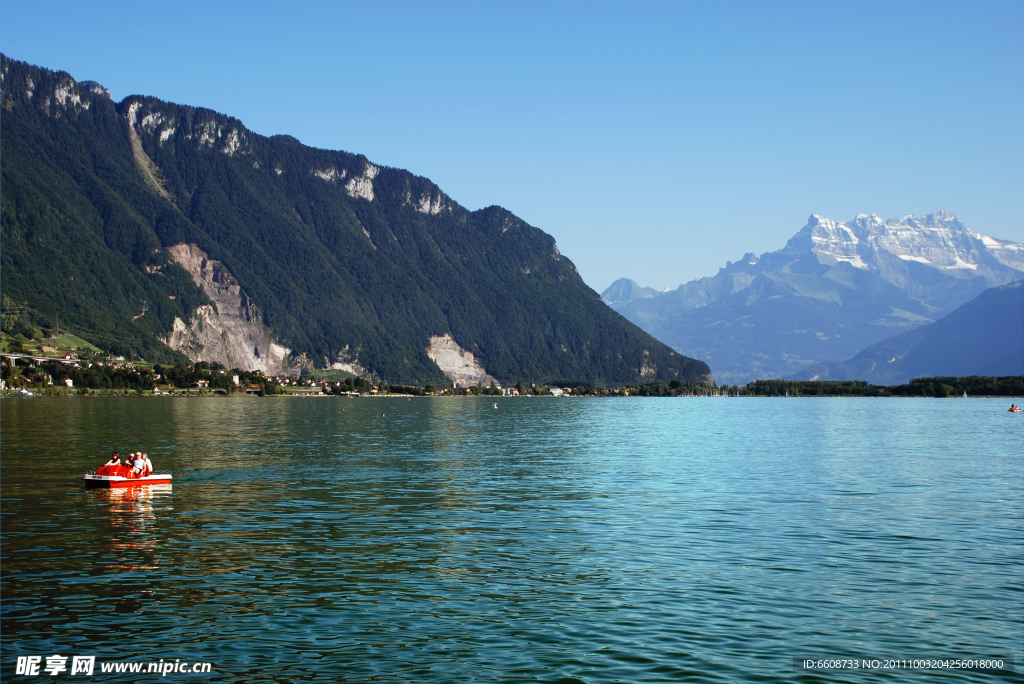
[2,396,1021,682]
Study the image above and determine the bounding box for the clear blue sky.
[2,1,1021,292]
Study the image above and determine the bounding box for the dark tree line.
[1,359,285,394]
[735,376,1024,397]
[3,360,156,391]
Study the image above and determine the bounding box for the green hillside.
[0,54,711,385]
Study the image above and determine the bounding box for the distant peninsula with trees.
[718,377,1024,398]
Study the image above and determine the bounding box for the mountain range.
[605,212,1022,384]
[0,54,711,387]
[792,281,1023,385]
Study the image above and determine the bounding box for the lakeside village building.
[2,351,584,397]
[0,351,138,390]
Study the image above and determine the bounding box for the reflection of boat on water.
[83,466,172,488]
[99,484,171,564]
[99,483,172,502]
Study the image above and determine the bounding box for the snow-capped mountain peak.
[606,210,1021,385]
[799,211,1022,275]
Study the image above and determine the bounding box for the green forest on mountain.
[0,54,710,386]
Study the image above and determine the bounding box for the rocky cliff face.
[426,334,498,388]
[163,244,292,374]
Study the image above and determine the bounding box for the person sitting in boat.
[131,452,146,477]
[142,453,153,476]
[97,452,122,476]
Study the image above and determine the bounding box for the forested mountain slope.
[0,55,711,386]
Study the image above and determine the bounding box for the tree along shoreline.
[3,360,1021,399]
[722,376,1023,398]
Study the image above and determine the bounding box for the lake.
[1,396,1021,682]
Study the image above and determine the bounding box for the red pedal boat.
[83,464,173,489]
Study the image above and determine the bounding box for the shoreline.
[3,392,1022,400]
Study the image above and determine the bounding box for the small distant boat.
[1009,406,1022,413]
[491,401,499,409]
[83,465,172,489]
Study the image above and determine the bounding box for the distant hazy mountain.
[793,282,1023,384]
[612,213,1023,384]
[601,278,670,307]
[0,54,711,386]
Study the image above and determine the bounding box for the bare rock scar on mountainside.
[126,101,172,201]
[328,345,368,378]
[163,244,292,374]
[426,335,498,388]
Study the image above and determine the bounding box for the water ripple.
[2,397,1021,682]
